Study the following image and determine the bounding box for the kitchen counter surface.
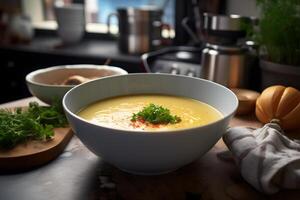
[0,35,142,65]
[0,97,300,200]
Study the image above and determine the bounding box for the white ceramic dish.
[26,64,128,104]
[63,73,238,175]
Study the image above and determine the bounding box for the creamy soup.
[78,95,223,131]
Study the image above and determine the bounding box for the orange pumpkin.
[255,85,300,130]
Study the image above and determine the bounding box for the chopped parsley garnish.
[131,103,181,125]
[0,100,68,149]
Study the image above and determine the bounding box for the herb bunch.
[255,0,300,65]
[0,101,68,149]
[131,103,181,125]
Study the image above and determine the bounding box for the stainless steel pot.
[203,13,255,32]
[203,13,258,45]
[107,6,169,54]
[201,43,253,88]
[182,12,257,45]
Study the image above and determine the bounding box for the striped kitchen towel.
[223,122,300,194]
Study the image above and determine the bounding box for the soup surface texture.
[78,95,223,131]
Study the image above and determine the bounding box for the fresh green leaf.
[131,104,181,125]
[0,100,68,149]
[253,0,300,65]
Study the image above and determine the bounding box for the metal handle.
[186,69,196,77]
[106,12,118,34]
[170,65,180,75]
[181,17,200,44]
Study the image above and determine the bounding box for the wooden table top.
[0,97,299,200]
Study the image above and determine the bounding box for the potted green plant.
[254,0,300,90]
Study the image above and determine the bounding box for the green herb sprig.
[131,103,181,125]
[254,0,300,65]
[0,100,68,149]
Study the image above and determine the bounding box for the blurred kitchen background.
[0,0,264,103]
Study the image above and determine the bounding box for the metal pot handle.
[181,17,200,44]
[106,12,118,35]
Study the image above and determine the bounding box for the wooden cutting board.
[0,127,73,172]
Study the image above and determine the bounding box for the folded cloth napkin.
[223,122,300,194]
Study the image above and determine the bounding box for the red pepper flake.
[130,121,141,128]
[130,119,163,129]
[138,118,145,124]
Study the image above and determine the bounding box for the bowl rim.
[25,64,128,88]
[63,73,238,135]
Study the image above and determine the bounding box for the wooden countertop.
[0,97,299,200]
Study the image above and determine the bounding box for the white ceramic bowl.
[63,73,238,175]
[26,64,128,104]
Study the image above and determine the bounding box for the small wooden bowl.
[231,88,260,115]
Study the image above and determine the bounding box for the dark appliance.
[181,9,258,88]
[142,46,202,77]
